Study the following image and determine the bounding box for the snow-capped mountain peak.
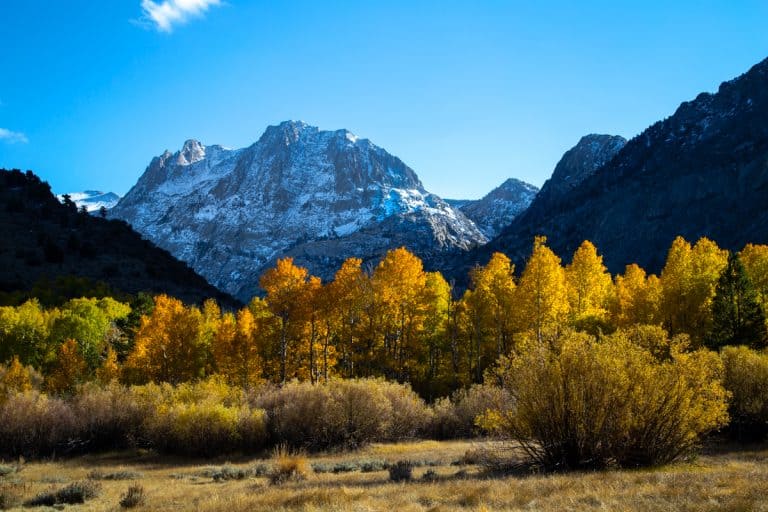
[178,139,206,166]
[111,121,486,300]
[452,178,539,238]
[57,190,121,212]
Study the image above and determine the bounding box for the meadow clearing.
[1,439,766,512]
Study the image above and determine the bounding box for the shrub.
[133,378,268,456]
[388,460,413,482]
[269,446,311,485]
[119,484,145,508]
[479,330,729,470]
[329,379,392,447]
[430,383,514,439]
[421,469,439,482]
[359,459,387,472]
[721,346,768,441]
[252,382,342,449]
[26,481,101,507]
[0,391,77,458]
[88,469,143,481]
[24,491,57,508]
[210,464,250,481]
[54,480,101,504]
[252,378,423,450]
[377,380,433,439]
[71,382,144,451]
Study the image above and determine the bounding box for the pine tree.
[710,253,768,349]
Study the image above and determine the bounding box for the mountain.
[456,178,539,238]
[0,169,237,307]
[57,190,121,212]
[471,56,768,275]
[111,121,486,301]
[531,134,626,212]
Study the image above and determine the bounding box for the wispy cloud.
[0,128,28,144]
[140,0,222,32]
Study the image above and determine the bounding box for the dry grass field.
[1,439,766,511]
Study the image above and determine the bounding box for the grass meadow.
[1,439,766,511]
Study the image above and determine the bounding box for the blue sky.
[1,1,767,200]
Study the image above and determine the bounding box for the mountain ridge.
[111,121,488,300]
[466,56,768,276]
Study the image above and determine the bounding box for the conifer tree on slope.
[710,253,768,350]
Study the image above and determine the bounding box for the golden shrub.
[479,329,729,469]
[721,346,768,440]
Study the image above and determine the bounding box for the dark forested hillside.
[461,56,768,277]
[0,169,237,306]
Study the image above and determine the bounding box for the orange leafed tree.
[213,308,263,388]
[123,295,209,384]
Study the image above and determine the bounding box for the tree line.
[1,235,767,399]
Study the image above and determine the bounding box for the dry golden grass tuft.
[269,445,312,485]
[0,439,766,511]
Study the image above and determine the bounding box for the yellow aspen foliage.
[47,338,88,394]
[95,347,120,384]
[418,271,452,397]
[372,247,428,380]
[660,236,727,344]
[213,308,263,388]
[0,355,33,395]
[612,264,662,328]
[515,236,569,340]
[123,295,208,384]
[326,257,372,378]
[739,243,768,310]
[464,252,517,382]
[296,276,328,383]
[259,257,312,383]
[565,240,613,325]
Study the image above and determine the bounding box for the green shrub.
[133,378,268,456]
[480,330,729,470]
[721,346,768,441]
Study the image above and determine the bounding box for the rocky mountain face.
[0,169,236,307]
[468,56,768,276]
[57,190,121,212]
[531,134,626,212]
[111,121,487,301]
[456,178,539,238]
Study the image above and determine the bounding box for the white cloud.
[140,0,222,32]
[0,128,28,144]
